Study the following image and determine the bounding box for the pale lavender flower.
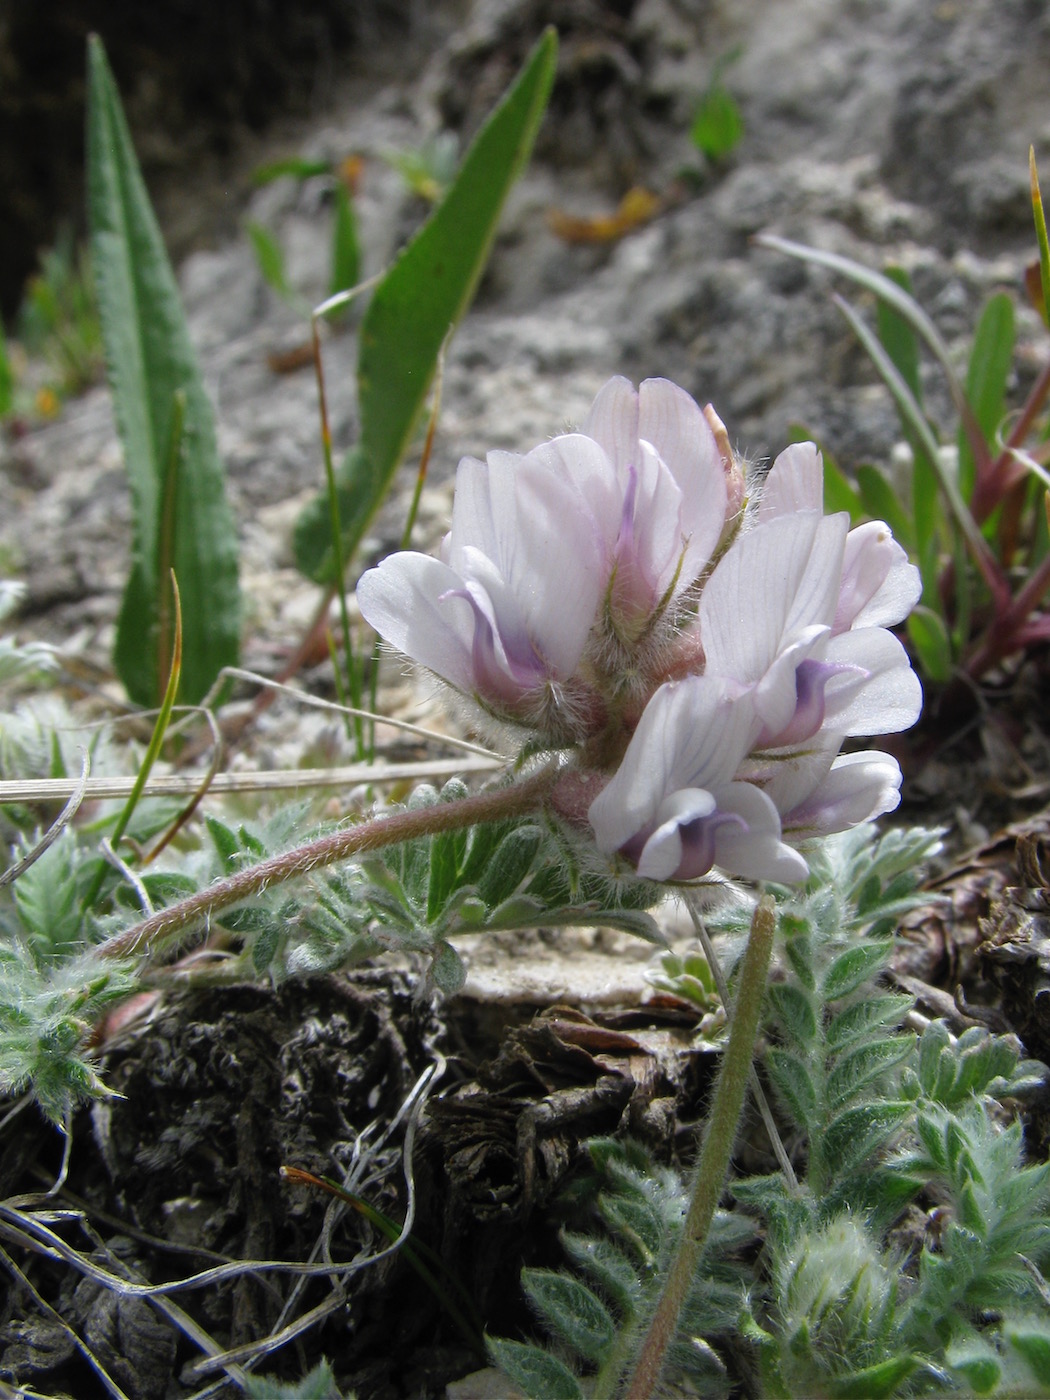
[356,435,613,730]
[581,376,728,641]
[588,440,921,882]
[587,677,808,883]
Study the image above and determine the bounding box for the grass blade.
[87,35,240,705]
[833,295,1008,609]
[957,292,1014,500]
[294,28,558,582]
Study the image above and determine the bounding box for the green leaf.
[767,983,818,1043]
[1031,148,1050,329]
[0,318,13,417]
[252,156,333,186]
[247,220,293,300]
[429,940,466,994]
[821,940,894,1000]
[477,825,543,908]
[1007,1321,1050,1387]
[823,1101,912,1176]
[560,1233,641,1316]
[876,267,922,405]
[765,1048,819,1131]
[330,184,361,298]
[487,1336,584,1400]
[295,28,558,581]
[823,454,866,523]
[957,292,1014,499]
[907,605,953,682]
[12,832,83,957]
[522,1269,615,1365]
[825,994,912,1054]
[87,36,240,705]
[854,465,915,552]
[826,1354,921,1398]
[826,1035,916,1113]
[245,1357,348,1399]
[691,86,744,160]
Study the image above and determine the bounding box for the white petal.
[635,788,717,880]
[758,442,824,522]
[701,515,843,682]
[638,378,727,580]
[782,751,903,837]
[588,676,757,853]
[835,520,922,632]
[713,782,810,883]
[581,376,639,476]
[356,554,476,692]
[824,628,924,734]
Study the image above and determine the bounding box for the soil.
[2,0,1050,1396]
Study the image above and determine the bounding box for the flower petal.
[781,751,903,837]
[757,442,824,522]
[588,676,758,855]
[357,553,477,692]
[824,628,923,734]
[833,520,922,633]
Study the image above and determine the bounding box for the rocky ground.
[1,0,1050,1396]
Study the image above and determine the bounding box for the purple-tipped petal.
[782,751,903,838]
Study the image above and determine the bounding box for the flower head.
[357,377,922,887]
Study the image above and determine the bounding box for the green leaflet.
[295,28,558,582]
[957,292,1014,499]
[87,36,240,705]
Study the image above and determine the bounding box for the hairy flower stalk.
[98,768,558,959]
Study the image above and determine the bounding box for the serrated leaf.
[522,1269,615,1365]
[487,1336,584,1400]
[297,29,557,581]
[821,940,893,1000]
[87,36,240,705]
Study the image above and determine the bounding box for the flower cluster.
[357,377,921,885]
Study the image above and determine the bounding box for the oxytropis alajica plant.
[4,376,955,1391]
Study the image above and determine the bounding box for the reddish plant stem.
[97,768,557,961]
[965,548,1050,678]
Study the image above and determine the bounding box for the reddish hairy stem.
[97,767,557,961]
